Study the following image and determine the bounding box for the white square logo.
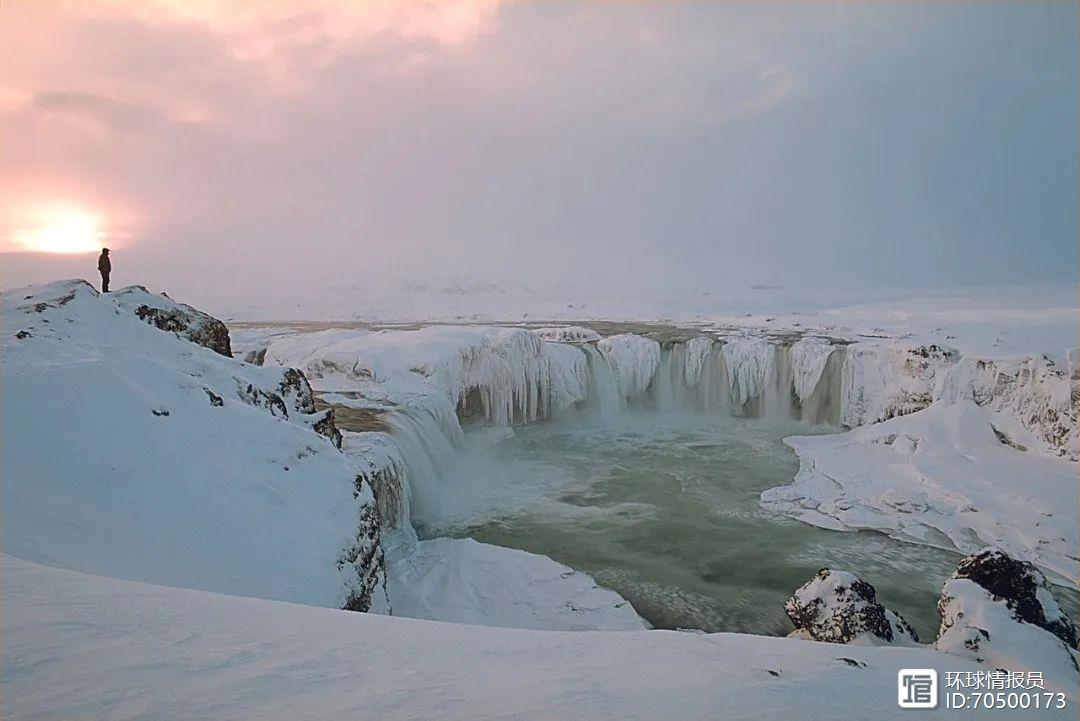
[898,669,938,709]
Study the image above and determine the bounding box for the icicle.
[790,337,836,404]
[684,337,714,388]
[597,334,661,400]
[720,337,776,413]
[543,342,590,415]
[801,344,845,425]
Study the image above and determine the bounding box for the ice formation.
[762,401,1079,583]
[790,336,836,404]
[225,310,1080,626]
[543,340,591,413]
[937,354,1078,460]
[720,336,776,411]
[683,336,714,388]
[839,341,955,427]
[597,333,662,399]
[535,325,603,343]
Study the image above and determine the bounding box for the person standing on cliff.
[97,248,111,293]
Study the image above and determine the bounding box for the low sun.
[13,203,106,254]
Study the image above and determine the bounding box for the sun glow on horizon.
[11,203,107,254]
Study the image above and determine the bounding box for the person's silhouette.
[97,248,111,293]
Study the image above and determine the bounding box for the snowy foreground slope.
[1,280,381,608]
[5,555,1070,721]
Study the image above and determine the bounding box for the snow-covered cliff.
[1,280,384,610]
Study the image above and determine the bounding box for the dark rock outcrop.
[234,368,343,448]
[133,303,232,357]
[338,479,387,613]
[935,548,1079,688]
[238,382,290,418]
[944,548,1076,649]
[244,347,268,366]
[279,367,316,415]
[311,408,344,449]
[785,568,919,646]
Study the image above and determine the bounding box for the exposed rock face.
[132,304,232,357]
[936,548,1079,689]
[232,365,343,447]
[311,408,344,450]
[238,381,290,418]
[785,569,920,646]
[940,548,1077,648]
[244,347,268,366]
[111,286,232,357]
[279,367,317,415]
[338,488,387,612]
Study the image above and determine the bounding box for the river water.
[412,413,977,638]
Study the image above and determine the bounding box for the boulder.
[935,548,1079,689]
[785,568,920,646]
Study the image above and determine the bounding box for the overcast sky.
[1,2,1076,313]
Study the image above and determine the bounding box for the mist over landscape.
[2,2,1076,317]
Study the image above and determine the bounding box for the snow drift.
[8,554,1068,721]
[762,401,1079,584]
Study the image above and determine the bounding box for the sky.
[1,1,1076,317]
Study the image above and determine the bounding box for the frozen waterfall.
[261,326,849,536]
